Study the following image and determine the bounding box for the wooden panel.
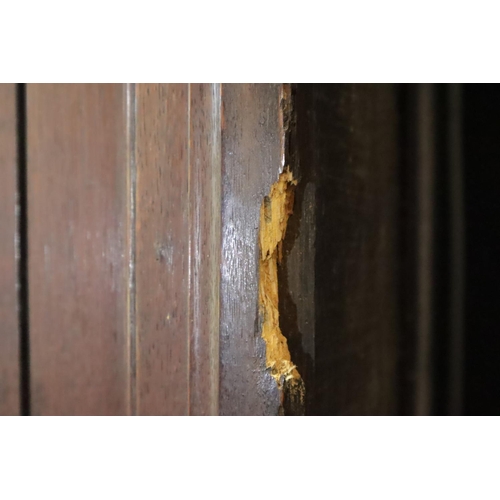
[446,84,464,416]
[0,84,20,415]
[188,84,221,415]
[27,84,130,415]
[413,84,435,416]
[135,84,221,415]
[219,84,286,415]
[398,83,458,416]
[279,84,316,414]
[303,84,402,415]
[135,84,190,415]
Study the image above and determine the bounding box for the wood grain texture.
[219,84,285,415]
[305,84,401,415]
[188,84,221,415]
[279,84,316,414]
[0,84,20,415]
[413,84,435,416]
[27,84,130,415]
[135,84,190,415]
[135,84,221,415]
[447,84,464,416]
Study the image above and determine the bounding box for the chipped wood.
[258,168,305,414]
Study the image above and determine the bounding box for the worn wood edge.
[219,84,304,415]
[258,167,305,415]
[277,84,316,415]
[219,84,284,415]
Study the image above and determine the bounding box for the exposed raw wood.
[259,168,298,382]
[219,84,286,415]
[258,168,305,412]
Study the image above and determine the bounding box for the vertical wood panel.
[447,84,464,415]
[219,84,285,415]
[135,83,221,415]
[135,84,190,415]
[307,84,401,415]
[0,84,20,415]
[414,84,435,416]
[280,84,316,414]
[188,84,221,415]
[27,84,130,415]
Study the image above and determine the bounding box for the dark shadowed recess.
[463,84,500,416]
[17,83,30,416]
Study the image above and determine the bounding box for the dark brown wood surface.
[135,84,220,415]
[219,84,286,415]
[0,84,20,415]
[447,84,464,416]
[299,84,402,415]
[410,84,435,416]
[279,84,316,414]
[27,84,131,415]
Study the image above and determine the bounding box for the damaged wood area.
[259,167,305,415]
